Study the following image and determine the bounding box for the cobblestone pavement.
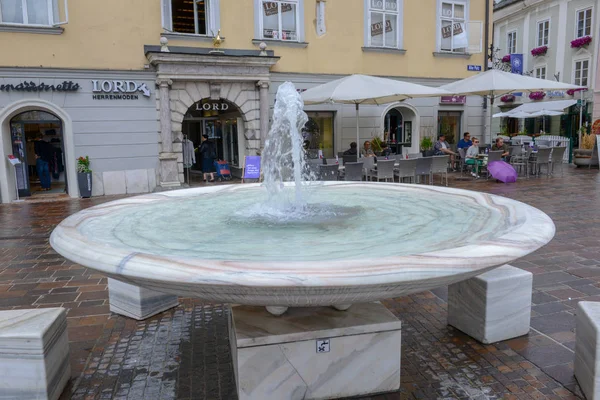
[0,166,597,399]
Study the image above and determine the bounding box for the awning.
[510,99,577,113]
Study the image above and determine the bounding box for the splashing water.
[261,82,309,209]
[239,82,362,225]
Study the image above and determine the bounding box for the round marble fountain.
[50,181,554,308]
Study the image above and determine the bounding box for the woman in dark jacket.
[198,134,216,182]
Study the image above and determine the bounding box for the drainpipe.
[484,0,491,142]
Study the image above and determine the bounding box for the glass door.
[438,111,462,145]
[10,122,30,197]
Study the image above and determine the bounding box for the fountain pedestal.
[230,302,401,400]
[107,278,179,320]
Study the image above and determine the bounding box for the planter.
[531,46,548,57]
[571,36,592,49]
[573,149,597,167]
[78,172,92,198]
[421,150,435,157]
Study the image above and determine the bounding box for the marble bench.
[108,278,179,320]
[575,301,600,400]
[447,265,533,344]
[0,308,70,400]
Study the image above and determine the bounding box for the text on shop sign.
[196,102,230,111]
[92,80,151,100]
[0,81,80,92]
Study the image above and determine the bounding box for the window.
[537,19,549,47]
[507,30,517,54]
[574,59,589,87]
[162,0,220,35]
[367,0,402,48]
[439,1,468,53]
[0,0,66,26]
[576,8,592,38]
[259,0,300,41]
[535,66,546,80]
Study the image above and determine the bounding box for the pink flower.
[529,91,546,101]
[571,36,592,48]
[531,46,548,56]
[501,94,515,103]
[502,55,511,63]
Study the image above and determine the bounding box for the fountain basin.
[50,182,555,306]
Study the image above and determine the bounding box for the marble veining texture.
[232,303,401,400]
[0,308,70,400]
[108,278,179,320]
[575,301,600,400]
[50,182,555,306]
[447,265,533,344]
[233,302,401,348]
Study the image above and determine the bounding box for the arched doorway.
[8,110,66,197]
[182,99,243,183]
[382,104,418,154]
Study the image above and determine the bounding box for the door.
[438,111,462,144]
[10,122,30,197]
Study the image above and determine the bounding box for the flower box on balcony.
[501,94,515,103]
[567,88,587,96]
[529,91,546,101]
[501,54,511,63]
[531,46,548,57]
[571,36,592,48]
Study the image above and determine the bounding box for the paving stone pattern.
[0,166,597,399]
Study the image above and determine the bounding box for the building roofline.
[494,0,524,12]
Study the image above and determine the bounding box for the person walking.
[34,135,52,191]
[199,134,216,182]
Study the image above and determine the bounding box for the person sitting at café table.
[361,141,375,158]
[380,142,392,158]
[492,137,511,161]
[457,132,472,150]
[434,134,456,167]
[343,142,358,156]
[465,137,483,178]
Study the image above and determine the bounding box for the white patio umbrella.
[440,69,583,143]
[301,74,450,160]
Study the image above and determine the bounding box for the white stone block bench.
[108,278,179,320]
[447,265,533,344]
[576,301,600,400]
[231,302,402,400]
[0,308,70,400]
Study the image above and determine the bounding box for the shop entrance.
[182,99,242,184]
[438,111,462,145]
[9,110,66,197]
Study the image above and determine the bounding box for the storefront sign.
[92,80,151,100]
[263,2,292,16]
[371,19,393,36]
[441,22,463,39]
[196,102,230,111]
[547,91,565,98]
[440,95,466,104]
[0,81,80,93]
[263,29,296,40]
[243,156,261,180]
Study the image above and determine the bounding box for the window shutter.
[467,21,483,54]
[52,0,69,26]
[162,0,173,31]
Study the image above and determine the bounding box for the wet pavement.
[0,166,598,399]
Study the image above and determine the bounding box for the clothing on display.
[182,138,196,168]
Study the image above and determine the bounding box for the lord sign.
[243,156,261,181]
[92,80,151,100]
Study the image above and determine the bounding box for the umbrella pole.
[488,94,494,144]
[356,103,360,162]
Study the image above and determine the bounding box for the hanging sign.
[243,156,261,180]
[371,19,393,36]
[0,81,79,93]
[441,22,464,39]
[263,2,292,16]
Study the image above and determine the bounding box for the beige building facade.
[0,0,492,203]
